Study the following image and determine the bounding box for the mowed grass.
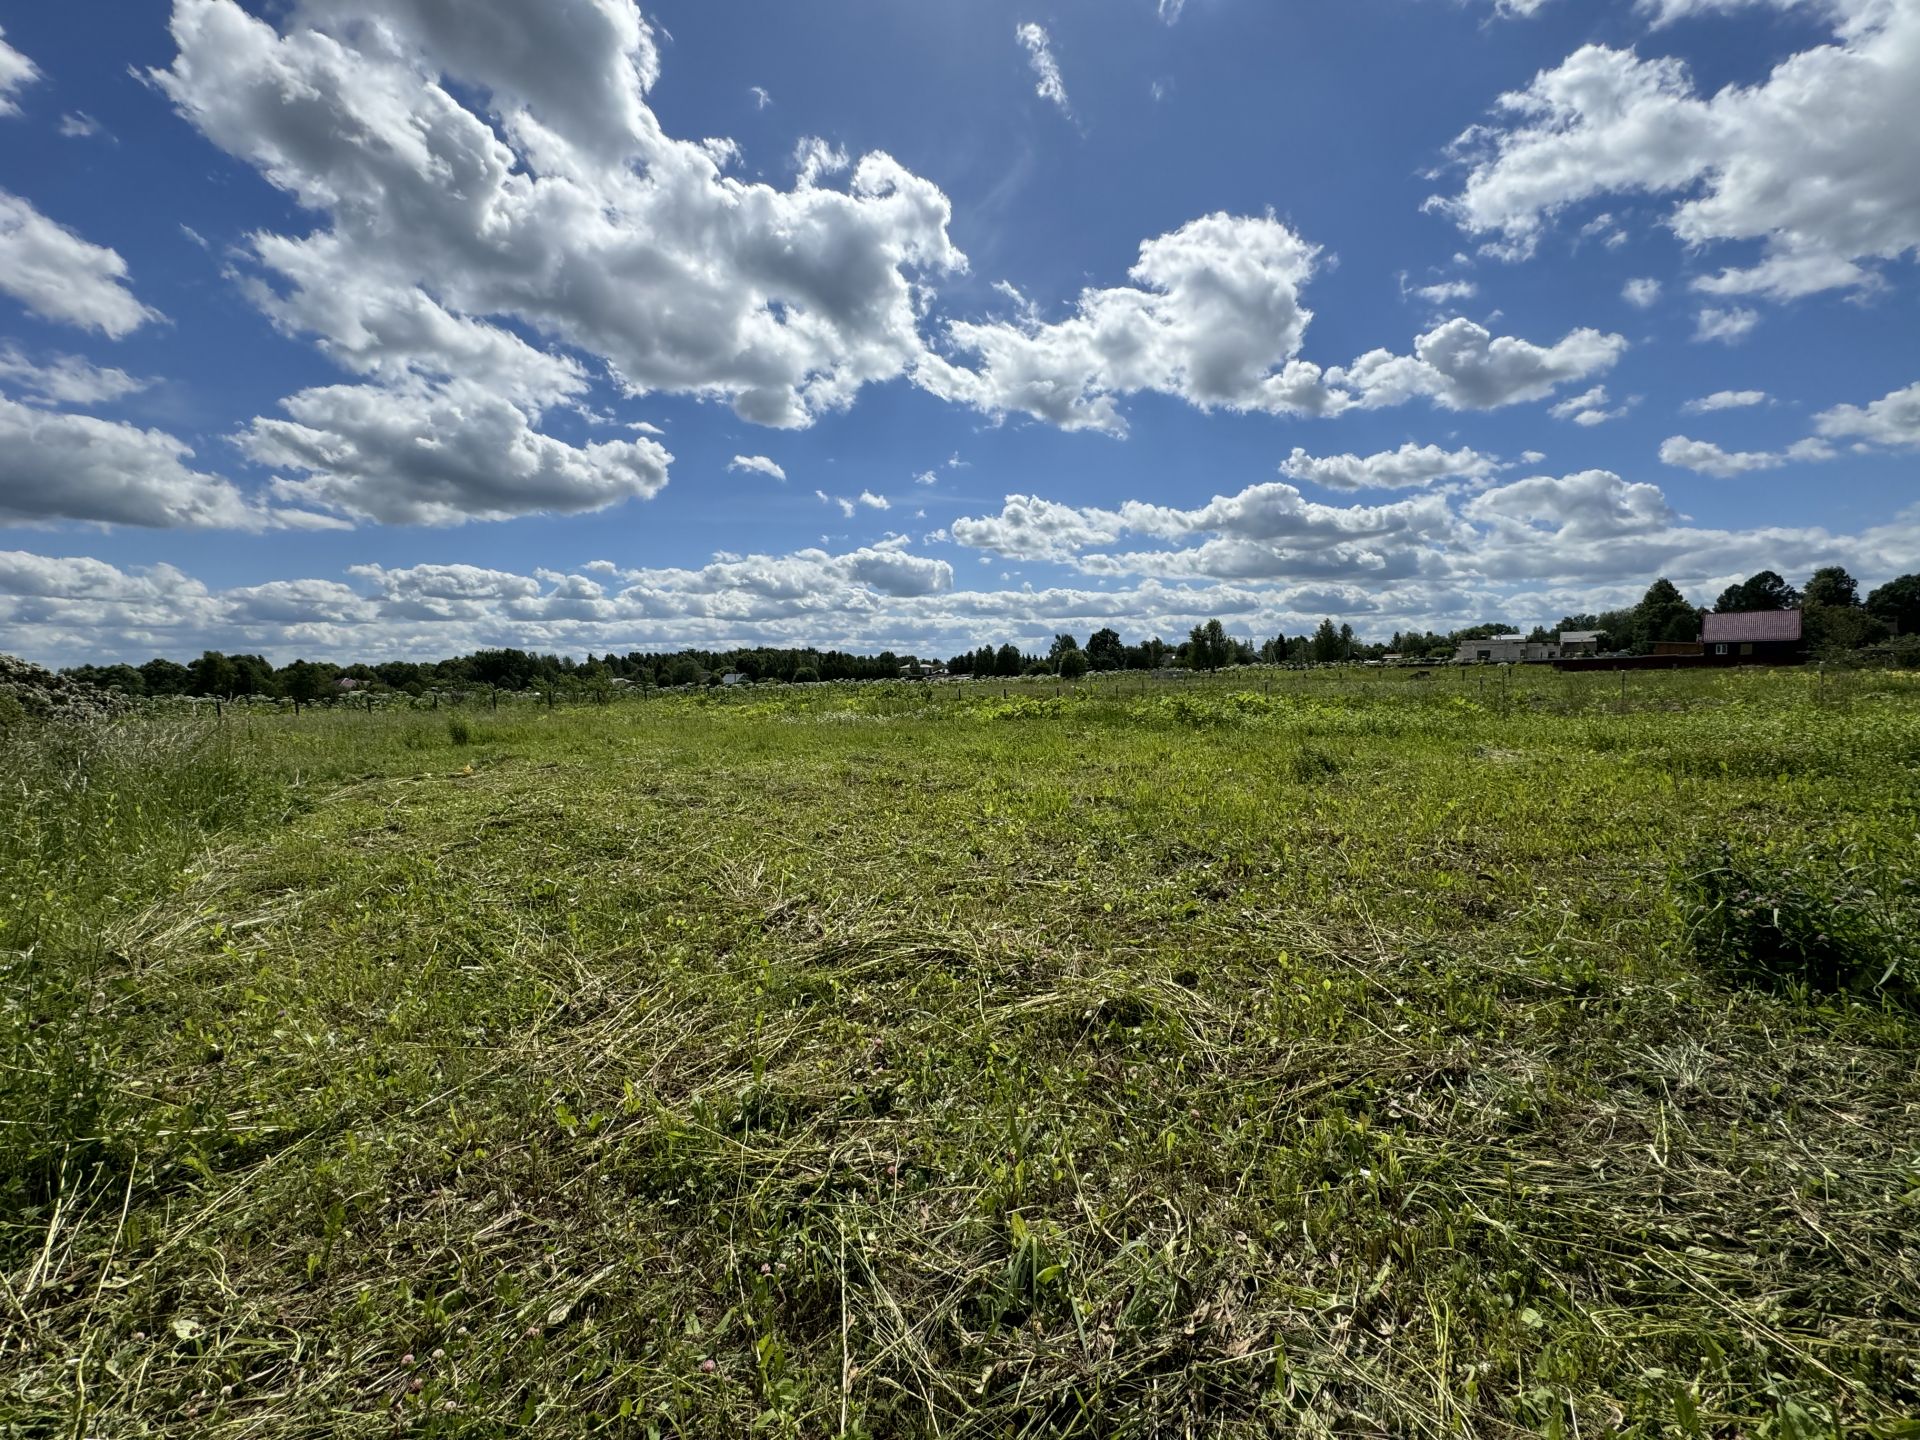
[3,667,1918,1437]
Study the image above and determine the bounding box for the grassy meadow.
[2,665,1918,1437]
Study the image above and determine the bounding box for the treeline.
[1550,566,1915,655]
[58,567,1919,699]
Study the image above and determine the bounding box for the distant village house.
[1452,636,1561,664]
[1701,609,1806,664]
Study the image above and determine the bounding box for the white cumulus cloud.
[1433,2,1920,298]
[0,27,38,116]
[243,377,673,525]
[1694,307,1759,344]
[729,454,787,482]
[0,345,151,407]
[918,214,1623,434]
[1683,389,1768,413]
[1815,379,1920,449]
[1279,443,1504,491]
[153,0,966,432]
[1622,277,1662,308]
[0,190,160,337]
[0,395,304,529]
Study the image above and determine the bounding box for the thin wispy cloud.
[1016,24,1070,116]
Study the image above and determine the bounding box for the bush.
[1676,843,1915,1006]
[447,714,472,746]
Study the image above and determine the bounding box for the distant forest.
[60,566,1920,699]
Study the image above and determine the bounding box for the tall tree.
[1310,618,1343,663]
[1715,570,1800,613]
[1085,627,1125,671]
[1802,566,1860,610]
[994,643,1023,677]
[1865,573,1920,635]
[139,657,192,696]
[1188,618,1231,670]
[1636,579,1700,645]
[188,651,238,698]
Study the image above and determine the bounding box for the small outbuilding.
[1453,637,1560,664]
[1557,630,1605,656]
[1700,609,1806,664]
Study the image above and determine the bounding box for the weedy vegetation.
[2,665,1916,1437]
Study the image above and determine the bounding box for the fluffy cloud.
[1549,384,1633,426]
[952,482,1460,585]
[1815,379,1920,449]
[1684,389,1768,413]
[1337,317,1626,412]
[1016,24,1070,115]
[0,396,296,529]
[918,215,1622,434]
[0,345,150,406]
[1622,277,1662,308]
[1434,2,1920,297]
[153,0,965,431]
[951,496,1127,561]
[0,190,160,337]
[919,214,1324,434]
[0,27,38,115]
[1279,442,1504,491]
[729,454,787,481]
[242,378,673,525]
[12,489,1920,665]
[1409,279,1478,304]
[1694,307,1758,344]
[1658,433,1833,476]
[1466,469,1675,539]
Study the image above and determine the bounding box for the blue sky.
[0,0,1914,665]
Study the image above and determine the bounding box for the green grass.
[3,666,1918,1437]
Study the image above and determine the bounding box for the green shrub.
[447,714,473,746]
[1676,843,1914,1006]
[1288,744,1340,782]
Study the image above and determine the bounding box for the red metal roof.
[1701,609,1803,643]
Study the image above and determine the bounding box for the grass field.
[3,666,1917,1437]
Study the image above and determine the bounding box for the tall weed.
[0,715,279,1216]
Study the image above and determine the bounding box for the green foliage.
[446,714,472,745]
[1677,843,1914,1005]
[1638,577,1702,644]
[4,667,1918,1436]
[1802,565,1859,610]
[1714,569,1801,613]
[1186,618,1234,671]
[1866,571,1920,635]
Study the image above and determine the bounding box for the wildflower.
[401,1352,414,1367]
[759,1262,771,1275]
[700,1358,716,1374]
[431,1348,445,1361]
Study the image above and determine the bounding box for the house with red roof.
[1701,609,1807,665]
